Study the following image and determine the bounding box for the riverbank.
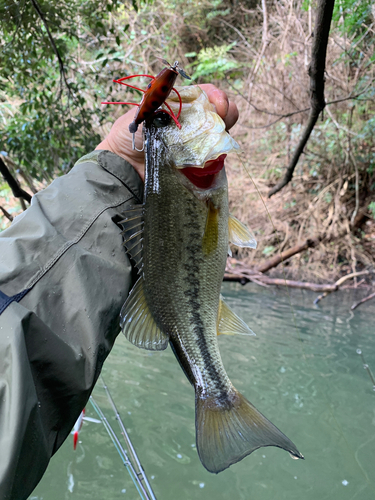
[224,140,375,284]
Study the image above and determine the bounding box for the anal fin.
[217,296,255,336]
[120,277,169,351]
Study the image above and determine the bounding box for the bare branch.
[233,84,373,126]
[226,78,309,118]
[0,206,14,222]
[351,292,375,311]
[4,156,38,194]
[314,270,370,303]
[268,0,336,198]
[256,238,319,273]
[261,0,269,45]
[0,156,32,204]
[224,265,372,295]
[30,0,71,94]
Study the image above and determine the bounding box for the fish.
[119,86,303,473]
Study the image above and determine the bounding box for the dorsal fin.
[120,277,169,351]
[228,214,257,249]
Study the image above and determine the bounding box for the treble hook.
[132,132,144,152]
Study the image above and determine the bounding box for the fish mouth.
[180,154,227,189]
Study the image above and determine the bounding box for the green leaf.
[262,246,276,256]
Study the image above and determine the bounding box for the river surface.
[29,283,375,500]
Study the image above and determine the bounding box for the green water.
[30,283,375,500]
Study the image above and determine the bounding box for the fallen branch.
[224,269,338,291]
[224,261,372,296]
[253,276,337,292]
[351,292,375,311]
[257,238,319,273]
[0,156,32,204]
[313,270,370,304]
[268,0,336,198]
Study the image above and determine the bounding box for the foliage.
[0,0,125,179]
[262,245,276,257]
[332,0,374,37]
[187,43,239,81]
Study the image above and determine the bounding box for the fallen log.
[254,276,337,292]
[313,270,370,304]
[256,238,319,273]
[224,261,372,296]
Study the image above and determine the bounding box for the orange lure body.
[129,66,179,133]
[102,59,190,140]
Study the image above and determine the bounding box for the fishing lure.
[102,58,191,150]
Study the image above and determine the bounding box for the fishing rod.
[89,396,146,498]
[89,380,157,500]
[99,375,157,500]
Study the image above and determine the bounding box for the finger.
[224,101,239,131]
[198,84,229,119]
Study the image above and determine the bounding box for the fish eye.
[153,112,171,128]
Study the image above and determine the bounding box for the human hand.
[96,84,239,181]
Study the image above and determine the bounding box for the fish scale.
[143,126,232,397]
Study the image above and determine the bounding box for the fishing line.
[235,151,375,492]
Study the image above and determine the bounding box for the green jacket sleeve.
[0,150,143,500]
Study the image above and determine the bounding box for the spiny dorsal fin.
[217,296,255,336]
[120,277,169,351]
[119,205,144,272]
[228,214,257,249]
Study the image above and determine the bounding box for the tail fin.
[196,389,303,473]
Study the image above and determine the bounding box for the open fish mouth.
[179,154,227,189]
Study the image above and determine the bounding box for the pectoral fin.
[119,205,144,273]
[217,296,255,336]
[228,214,257,249]
[120,277,169,351]
[202,201,219,256]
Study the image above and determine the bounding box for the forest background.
[1,0,374,283]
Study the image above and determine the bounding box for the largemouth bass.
[120,86,303,473]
